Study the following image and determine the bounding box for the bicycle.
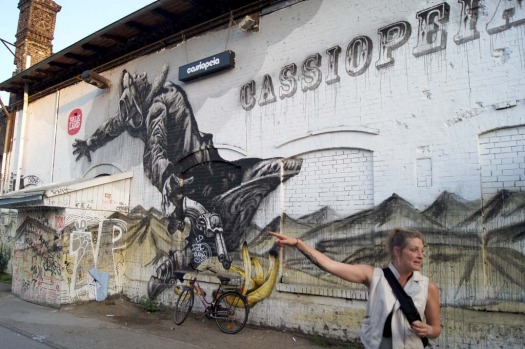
[173,266,249,334]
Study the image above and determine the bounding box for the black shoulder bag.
[382,268,429,348]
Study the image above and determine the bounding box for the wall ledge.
[276,282,368,300]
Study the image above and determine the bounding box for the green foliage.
[0,272,12,284]
[139,296,162,313]
[0,244,10,273]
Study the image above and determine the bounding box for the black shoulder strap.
[383,268,429,347]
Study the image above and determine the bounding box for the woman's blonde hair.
[386,228,424,260]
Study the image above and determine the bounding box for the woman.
[269,228,441,348]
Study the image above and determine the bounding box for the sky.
[0,0,155,104]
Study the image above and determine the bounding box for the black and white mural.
[69,61,525,313]
[71,64,302,300]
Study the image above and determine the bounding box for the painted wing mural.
[251,190,525,308]
[72,63,303,302]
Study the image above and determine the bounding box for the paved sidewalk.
[0,283,343,349]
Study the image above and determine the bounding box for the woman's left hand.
[411,320,433,338]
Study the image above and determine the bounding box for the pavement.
[0,283,345,349]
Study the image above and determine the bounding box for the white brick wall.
[416,158,432,187]
[479,125,525,197]
[283,148,374,218]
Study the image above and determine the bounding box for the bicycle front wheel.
[174,286,194,325]
[214,291,249,334]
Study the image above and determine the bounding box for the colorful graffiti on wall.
[12,210,63,306]
[11,209,128,305]
[61,217,127,301]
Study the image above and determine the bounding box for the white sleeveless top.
[360,263,429,349]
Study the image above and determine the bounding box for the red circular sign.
[68,109,82,135]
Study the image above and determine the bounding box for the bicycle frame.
[173,267,249,334]
[185,270,234,318]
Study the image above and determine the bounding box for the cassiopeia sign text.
[240,1,524,110]
[179,50,235,82]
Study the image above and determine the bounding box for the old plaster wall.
[4,0,525,347]
[10,208,64,307]
[10,208,126,306]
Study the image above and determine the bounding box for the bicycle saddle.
[217,275,231,284]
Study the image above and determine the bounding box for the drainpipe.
[14,56,31,191]
[50,90,60,183]
[0,97,14,193]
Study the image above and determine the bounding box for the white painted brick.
[495,152,518,160]
[495,136,511,143]
[484,182,504,188]
[496,142,517,149]
[496,128,518,136]
[500,158,516,165]
[499,174,519,181]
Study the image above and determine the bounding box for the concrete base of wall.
[248,290,365,343]
[245,290,525,349]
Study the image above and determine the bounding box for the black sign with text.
[178,50,235,82]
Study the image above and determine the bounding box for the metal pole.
[0,97,14,193]
[14,56,31,191]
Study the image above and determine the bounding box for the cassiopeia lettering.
[239,0,525,111]
[187,57,221,74]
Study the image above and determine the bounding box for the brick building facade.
[0,1,524,347]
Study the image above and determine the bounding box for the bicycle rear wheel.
[214,291,249,334]
[174,286,194,325]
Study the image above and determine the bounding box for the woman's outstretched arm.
[268,231,374,286]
